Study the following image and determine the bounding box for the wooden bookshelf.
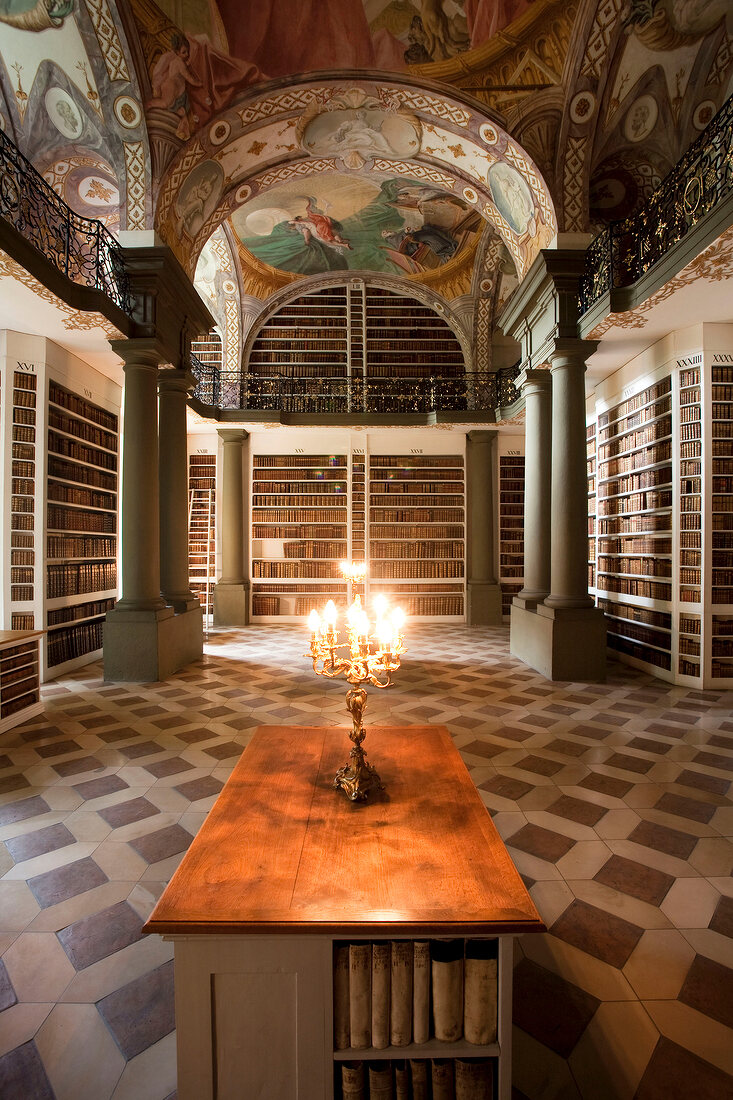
[250,453,349,618]
[677,364,702,677]
[587,421,596,594]
[45,380,118,673]
[188,453,216,618]
[595,375,674,672]
[710,357,733,681]
[0,630,43,733]
[10,370,37,613]
[368,454,465,618]
[498,454,524,619]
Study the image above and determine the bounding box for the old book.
[432,1058,456,1100]
[464,940,498,1046]
[394,1059,409,1100]
[413,940,430,1044]
[349,942,371,1049]
[431,940,464,1042]
[372,941,391,1050]
[410,1059,429,1100]
[341,1061,365,1100]
[369,1062,394,1100]
[390,940,413,1046]
[334,944,350,1050]
[455,1058,492,1099]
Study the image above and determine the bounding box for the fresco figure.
[488,162,535,235]
[175,162,223,238]
[0,0,72,31]
[290,199,353,252]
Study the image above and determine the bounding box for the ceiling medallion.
[296,87,421,169]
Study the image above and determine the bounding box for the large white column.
[466,430,502,624]
[213,428,249,625]
[158,369,199,612]
[514,369,552,607]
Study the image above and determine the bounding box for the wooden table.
[145,725,544,1099]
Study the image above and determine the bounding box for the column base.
[467,582,503,626]
[164,594,202,614]
[213,582,249,626]
[104,605,203,682]
[510,602,607,682]
[513,591,549,612]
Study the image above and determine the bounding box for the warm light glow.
[308,609,320,634]
[391,606,405,630]
[355,610,370,638]
[324,600,338,626]
[374,594,388,618]
[377,620,393,649]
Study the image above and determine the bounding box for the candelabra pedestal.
[333,686,383,802]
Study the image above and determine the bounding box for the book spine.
[368,1063,394,1100]
[464,940,498,1045]
[372,941,391,1050]
[413,940,430,1044]
[394,1059,409,1100]
[334,944,350,1050]
[455,1058,492,1099]
[432,1058,456,1100]
[410,1059,429,1100]
[431,941,464,1042]
[341,1061,365,1100]
[390,941,413,1047]
[349,943,372,1049]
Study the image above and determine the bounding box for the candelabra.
[306,563,406,801]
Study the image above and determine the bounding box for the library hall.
[0,1,732,1098]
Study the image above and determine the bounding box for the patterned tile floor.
[0,625,732,1100]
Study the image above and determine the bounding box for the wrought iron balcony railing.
[580,95,733,316]
[190,360,520,415]
[0,129,132,316]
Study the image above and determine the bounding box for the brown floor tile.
[694,751,733,774]
[709,895,733,940]
[675,769,730,797]
[98,728,139,744]
[0,796,50,827]
[578,772,632,798]
[516,714,556,728]
[72,774,129,800]
[478,775,534,801]
[628,820,698,860]
[495,726,535,743]
[128,824,192,865]
[593,854,674,906]
[546,738,588,758]
[144,758,195,779]
[512,957,599,1058]
[173,776,223,803]
[5,822,75,863]
[605,752,655,775]
[636,1037,733,1100]
[629,736,671,755]
[0,755,12,770]
[508,824,575,863]
[98,797,159,829]
[98,959,175,1059]
[202,741,242,761]
[0,958,17,1011]
[551,899,643,969]
[517,755,564,777]
[175,728,214,744]
[679,955,733,1031]
[34,739,81,759]
[119,741,163,760]
[655,792,717,824]
[151,715,189,729]
[461,740,507,760]
[28,856,108,909]
[0,774,30,796]
[546,795,606,827]
[57,900,143,970]
[0,1041,55,1100]
[51,756,105,778]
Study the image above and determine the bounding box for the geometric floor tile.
[551,900,644,969]
[593,854,675,907]
[635,1036,733,1100]
[97,959,175,1059]
[627,820,698,861]
[5,822,75,863]
[127,825,192,865]
[0,1041,55,1100]
[512,957,600,1058]
[0,957,17,1011]
[72,774,129,800]
[57,900,144,970]
[678,955,733,1031]
[0,796,50,826]
[97,797,159,829]
[546,795,607,828]
[508,824,576,863]
[173,776,223,802]
[709,896,733,939]
[28,857,109,909]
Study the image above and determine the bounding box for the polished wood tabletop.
[144,725,545,936]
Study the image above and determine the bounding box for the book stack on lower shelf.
[498,455,524,618]
[10,371,37,614]
[335,939,497,1099]
[188,454,216,617]
[0,631,43,733]
[587,422,596,593]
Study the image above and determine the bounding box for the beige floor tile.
[28,880,134,933]
[622,929,696,999]
[36,1002,125,1100]
[520,930,636,1003]
[139,849,189,882]
[620,784,667,809]
[0,846,13,877]
[688,837,733,876]
[60,932,173,1004]
[3,931,75,1002]
[109,1029,177,1100]
[570,880,672,930]
[660,877,720,928]
[606,838,702,880]
[710,805,733,836]
[527,879,575,927]
[21,766,62,788]
[63,810,113,843]
[126,882,163,923]
[708,876,733,899]
[105,812,181,844]
[569,1001,659,1100]
[643,999,733,1077]
[556,841,612,880]
[512,1022,583,1100]
[92,840,148,881]
[681,927,733,969]
[176,810,208,837]
[0,813,65,844]
[42,788,84,811]
[0,880,41,931]
[514,786,561,811]
[3,841,99,881]
[0,1001,54,1058]
[593,809,641,839]
[506,846,564,882]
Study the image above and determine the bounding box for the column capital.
[467,429,497,444]
[217,428,249,443]
[549,338,598,372]
[110,337,167,371]
[157,367,196,395]
[516,366,552,392]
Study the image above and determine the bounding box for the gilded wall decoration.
[0,251,124,338]
[83,0,130,82]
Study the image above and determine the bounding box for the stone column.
[213,428,249,625]
[466,430,502,625]
[514,369,552,608]
[158,368,200,612]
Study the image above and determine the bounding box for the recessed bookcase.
[498,447,525,619]
[10,370,37,620]
[711,353,733,681]
[45,380,118,674]
[188,453,216,618]
[587,421,596,594]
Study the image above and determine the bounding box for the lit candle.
[308,609,320,644]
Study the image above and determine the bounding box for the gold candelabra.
[306,562,406,801]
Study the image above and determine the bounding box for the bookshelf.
[677,363,702,678]
[368,453,465,619]
[188,453,216,619]
[587,421,596,594]
[0,630,43,733]
[498,452,525,619]
[595,375,674,674]
[250,452,350,618]
[10,370,37,619]
[711,356,733,682]
[45,380,119,674]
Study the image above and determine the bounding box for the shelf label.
[353,448,365,455]
[196,448,210,454]
[15,362,37,372]
[410,448,423,454]
[506,449,520,456]
[294,447,304,454]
